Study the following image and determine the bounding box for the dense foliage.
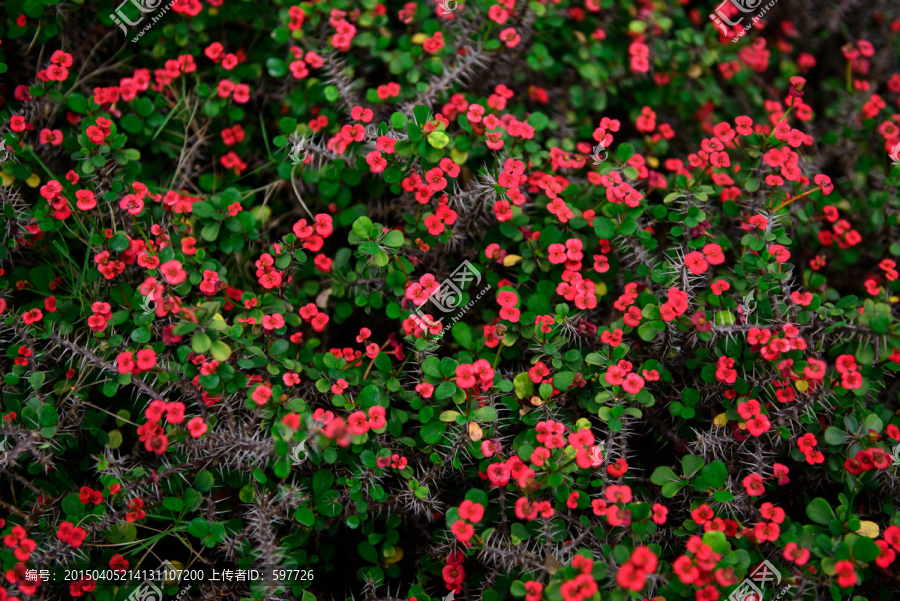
[2,0,900,600]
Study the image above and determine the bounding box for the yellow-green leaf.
[210,340,232,362]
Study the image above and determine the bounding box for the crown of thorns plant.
[1,1,900,601]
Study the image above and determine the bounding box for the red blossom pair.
[79,486,103,505]
[616,546,658,592]
[441,550,465,593]
[116,349,157,374]
[375,453,407,470]
[57,521,87,547]
[298,303,330,332]
[4,525,37,562]
[348,405,387,434]
[455,360,494,390]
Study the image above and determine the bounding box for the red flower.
[57,521,87,547]
[458,500,485,522]
[110,554,129,572]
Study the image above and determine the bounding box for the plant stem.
[773,185,821,212]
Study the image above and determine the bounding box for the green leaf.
[352,217,374,239]
[191,201,217,219]
[513,372,534,400]
[870,313,890,334]
[195,470,215,493]
[474,406,498,422]
[594,216,616,239]
[130,328,151,343]
[187,517,209,538]
[382,229,404,247]
[210,340,232,362]
[702,530,730,555]
[527,111,549,131]
[856,342,875,365]
[413,105,431,125]
[106,522,138,544]
[420,421,447,444]
[440,357,459,377]
[661,481,684,498]
[358,541,379,564]
[266,58,288,77]
[110,232,130,252]
[313,470,334,496]
[67,93,88,114]
[806,498,836,525]
[316,490,342,517]
[163,497,184,512]
[427,131,449,149]
[552,371,574,391]
[106,429,123,449]
[360,241,381,255]
[650,466,679,485]
[29,371,46,391]
[423,356,442,378]
[824,427,849,445]
[391,112,408,128]
[62,493,87,518]
[296,508,315,526]
[192,332,211,354]
[201,222,220,242]
[637,322,658,341]
[270,339,290,356]
[384,166,403,184]
[279,117,297,135]
[511,580,527,598]
[617,143,635,161]
[700,460,727,488]
[120,114,143,134]
[744,178,760,192]
[681,455,705,478]
[853,536,880,562]
[358,385,380,405]
[451,322,473,349]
